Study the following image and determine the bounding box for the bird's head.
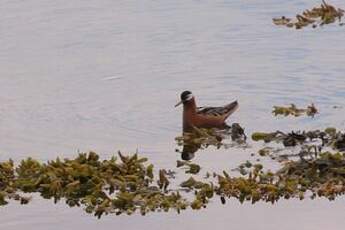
[175,91,194,107]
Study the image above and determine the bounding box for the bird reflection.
[176,123,246,161]
[180,142,202,161]
[177,130,224,161]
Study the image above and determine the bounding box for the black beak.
[175,100,183,107]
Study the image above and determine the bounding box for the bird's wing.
[197,106,228,116]
[197,100,238,118]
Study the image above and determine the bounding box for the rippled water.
[1,0,345,229]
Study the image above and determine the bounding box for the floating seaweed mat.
[1,152,193,217]
[273,0,344,29]
[217,152,345,204]
[272,104,318,117]
[0,152,218,217]
[175,123,247,152]
[0,160,31,205]
[251,127,345,150]
[175,127,224,149]
[3,151,345,217]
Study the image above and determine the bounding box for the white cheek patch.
[185,94,193,101]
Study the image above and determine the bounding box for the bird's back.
[197,100,238,120]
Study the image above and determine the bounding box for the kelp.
[272,104,318,117]
[273,1,344,29]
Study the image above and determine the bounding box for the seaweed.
[3,150,345,216]
[180,177,214,209]
[0,152,191,217]
[251,128,345,151]
[272,104,318,117]
[0,160,15,205]
[2,102,345,217]
[273,1,344,29]
[216,152,345,203]
[176,123,247,149]
[176,123,247,160]
[251,131,306,147]
[176,161,201,174]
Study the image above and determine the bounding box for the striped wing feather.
[197,101,238,117]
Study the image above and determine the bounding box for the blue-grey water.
[1,0,345,229]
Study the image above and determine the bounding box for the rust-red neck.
[183,98,197,113]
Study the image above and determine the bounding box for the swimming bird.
[175,91,239,132]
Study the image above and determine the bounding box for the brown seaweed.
[3,150,345,216]
[176,161,201,174]
[4,152,191,217]
[176,123,247,160]
[272,104,318,117]
[251,128,345,151]
[217,152,345,203]
[273,1,344,29]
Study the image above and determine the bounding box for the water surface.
[1,0,345,229]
